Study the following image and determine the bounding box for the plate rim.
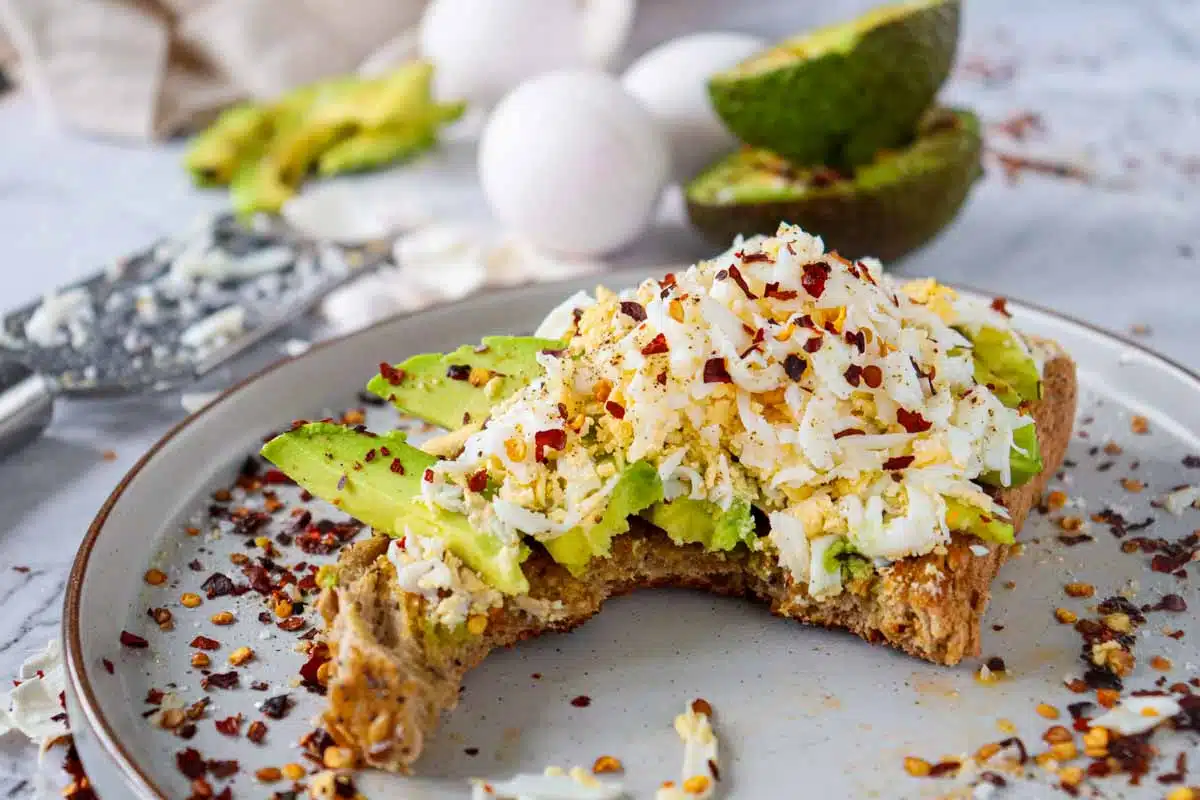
[61,269,1200,798]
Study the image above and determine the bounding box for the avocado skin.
[368,336,565,430]
[685,107,982,263]
[708,0,960,168]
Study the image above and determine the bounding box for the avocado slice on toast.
[708,0,960,169]
[685,107,982,262]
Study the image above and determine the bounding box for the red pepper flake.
[715,269,728,281]
[363,448,376,463]
[990,297,1011,317]
[641,333,669,356]
[862,364,883,389]
[214,714,242,736]
[896,408,933,433]
[661,272,676,288]
[605,401,626,419]
[656,371,668,386]
[190,636,220,651]
[102,658,114,674]
[378,362,405,386]
[299,645,330,691]
[262,469,292,485]
[200,572,236,599]
[803,336,823,353]
[570,695,592,708]
[703,357,732,384]
[742,251,771,263]
[883,455,915,471]
[206,760,239,780]
[260,694,293,720]
[784,354,806,381]
[834,428,865,439]
[390,458,404,474]
[467,469,489,493]
[801,263,831,299]
[445,364,471,381]
[727,265,757,299]
[844,329,866,353]
[145,688,164,705]
[844,364,862,387]
[201,671,240,691]
[119,630,149,649]
[247,720,267,744]
[534,429,567,462]
[764,282,799,301]
[176,747,206,779]
[277,616,307,633]
[619,301,647,322]
[423,468,434,483]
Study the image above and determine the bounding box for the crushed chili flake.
[214,714,242,736]
[533,428,567,462]
[619,300,647,321]
[784,354,806,381]
[206,759,238,779]
[119,630,149,649]
[102,658,114,674]
[764,282,798,301]
[801,262,831,298]
[843,364,862,387]
[605,401,626,419]
[990,296,1011,316]
[896,408,933,433]
[883,455,915,471]
[803,335,823,353]
[261,694,293,720]
[191,636,220,651]
[834,428,865,440]
[466,469,489,493]
[423,468,434,483]
[200,573,236,599]
[202,671,240,691]
[640,333,669,356]
[176,748,206,779]
[727,265,756,299]
[378,362,405,386]
[570,695,592,708]
[445,364,471,381]
[703,358,732,384]
[247,720,268,744]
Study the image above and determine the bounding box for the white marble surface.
[0,0,1198,794]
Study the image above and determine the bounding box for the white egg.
[479,70,669,257]
[419,0,585,107]
[622,32,767,181]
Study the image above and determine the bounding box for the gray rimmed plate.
[64,270,1200,799]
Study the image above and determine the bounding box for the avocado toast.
[262,224,1076,773]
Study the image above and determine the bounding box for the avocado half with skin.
[685,107,982,262]
[708,0,960,169]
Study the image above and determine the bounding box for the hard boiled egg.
[621,32,767,182]
[479,70,669,256]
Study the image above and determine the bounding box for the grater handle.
[0,360,55,454]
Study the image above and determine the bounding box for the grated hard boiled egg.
[479,70,670,257]
[622,32,767,182]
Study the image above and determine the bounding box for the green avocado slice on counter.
[544,461,665,576]
[367,336,565,429]
[261,422,529,594]
[685,107,982,262]
[708,0,960,169]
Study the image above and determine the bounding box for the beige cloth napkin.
[0,0,427,140]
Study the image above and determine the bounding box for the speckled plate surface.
[64,270,1200,799]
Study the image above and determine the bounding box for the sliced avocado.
[544,461,664,575]
[367,336,565,430]
[960,325,1042,408]
[261,422,528,594]
[708,0,960,168]
[977,421,1042,490]
[685,107,983,262]
[184,104,274,187]
[822,536,874,582]
[643,497,757,551]
[945,497,1014,544]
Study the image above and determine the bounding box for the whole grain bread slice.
[316,349,1077,773]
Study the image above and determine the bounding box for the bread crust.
[318,350,1077,773]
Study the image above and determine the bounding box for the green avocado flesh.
[686,107,982,261]
[822,537,874,582]
[367,336,566,430]
[708,0,960,168]
[543,461,665,576]
[945,497,1014,544]
[185,62,465,215]
[960,325,1043,409]
[643,497,757,552]
[260,422,528,594]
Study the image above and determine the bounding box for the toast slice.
[314,347,1077,773]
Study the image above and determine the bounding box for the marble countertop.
[0,0,1197,793]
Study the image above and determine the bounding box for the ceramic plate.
[64,270,1200,799]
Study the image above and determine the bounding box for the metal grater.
[0,213,392,452]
